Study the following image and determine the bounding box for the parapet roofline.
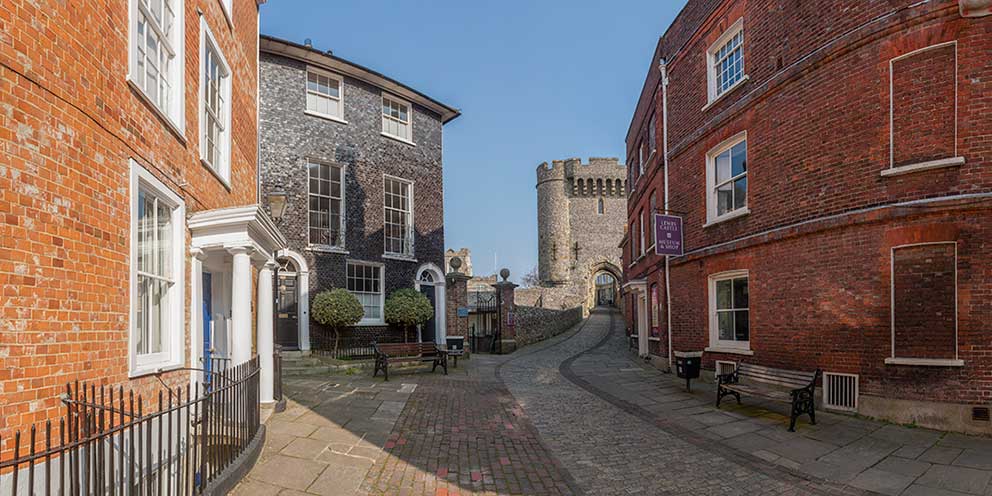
[260,35,461,124]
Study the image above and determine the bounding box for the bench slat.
[738,364,816,381]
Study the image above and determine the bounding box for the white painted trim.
[128,160,186,377]
[305,65,346,122]
[701,75,750,112]
[414,263,447,345]
[705,347,754,356]
[278,249,310,351]
[217,0,233,28]
[199,16,233,185]
[306,159,347,250]
[706,17,745,104]
[880,156,965,177]
[705,131,748,225]
[889,241,959,364]
[383,174,415,258]
[381,93,414,144]
[707,269,750,352]
[884,358,964,367]
[127,0,186,135]
[888,41,958,169]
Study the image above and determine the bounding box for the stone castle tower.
[531,157,626,311]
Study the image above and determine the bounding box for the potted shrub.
[384,288,434,343]
[311,288,364,355]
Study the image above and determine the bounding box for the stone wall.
[513,306,583,348]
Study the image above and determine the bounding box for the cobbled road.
[499,309,859,496]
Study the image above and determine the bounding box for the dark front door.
[276,274,299,349]
[420,285,436,344]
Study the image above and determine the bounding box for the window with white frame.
[382,95,412,142]
[130,161,185,375]
[707,18,745,103]
[639,209,646,257]
[649,192,657,249]
[308,161,344,247]
[347,262,383,324]
[384,176,414,256]
[649,116,657,156]
[707,133,748,223]
[709,271,749,349]
[129,0,184,128]
[200,21,231,181]
[306,68,344,121]
[638,140,646,176]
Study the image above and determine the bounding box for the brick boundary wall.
[514,306,583,348]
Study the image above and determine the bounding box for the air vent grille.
[715,360,737,378]
[973,407,990,422]
[824,372,859,412]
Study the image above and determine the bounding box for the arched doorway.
[275,249,310,351]
[414,263,446,345]
[595,272,618,306]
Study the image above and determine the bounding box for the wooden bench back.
[737,363,816,389]
[375,342,438,357]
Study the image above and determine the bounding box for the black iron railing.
[311,333,405,360]
[0,357,261,495]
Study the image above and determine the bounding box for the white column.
[229,247,253,365]
[189,248,206,383]
[258,260,275,403]
[298,270,311,352]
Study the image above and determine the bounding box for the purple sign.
[654,214,684,256]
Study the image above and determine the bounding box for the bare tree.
[521,266,541,288]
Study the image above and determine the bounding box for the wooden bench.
[372,342,447,381]
[717,362,821,431]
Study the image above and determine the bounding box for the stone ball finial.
[500,268,510,281]
[450,257,462,273]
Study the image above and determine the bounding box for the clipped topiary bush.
[311,288,364,355]
[384,288,434,342]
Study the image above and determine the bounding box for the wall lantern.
[267,191,288,221]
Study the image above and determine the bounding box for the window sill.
[304,110,348,125]
[127,78,187,143]
[129,361,184,379]
[201,159,232,190]
[884,357,964,367]
[381,132,416,147]
[702,75,750,112]
[705,346,754,356]
[383,253,417,263]
[308,244,348,255]
[356,320,386,327]
[704,207,750,228]
[880,157,965,177]
[648,336,662,342]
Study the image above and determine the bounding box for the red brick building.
[623,0,992,433]
[0,0,284,457]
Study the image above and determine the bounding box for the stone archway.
[586,262,622,311]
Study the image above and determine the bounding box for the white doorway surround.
[622,279,649,357]
[414,263,447,345]
[189,205,288,404]
[277,249,311,352]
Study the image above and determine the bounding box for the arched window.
[577,178,585,196]
[419,271,434,283]
[278,258,299,273]
[597,198,604,214]
[606,179,614,196]
[597,179,604,196]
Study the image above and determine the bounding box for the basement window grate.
[824,372,859,412]
[973,407,990,422]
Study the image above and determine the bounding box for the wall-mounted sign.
[507,311,515,327]
[654,214,684,256]
[457,307,469,318]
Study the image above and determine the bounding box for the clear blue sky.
[260,1,687,281]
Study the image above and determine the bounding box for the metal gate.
[468,291,502,354]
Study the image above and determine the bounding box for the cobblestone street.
[238,310,992,495]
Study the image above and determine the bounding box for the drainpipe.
[659,57,673,372]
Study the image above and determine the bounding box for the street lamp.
[267,191,288,221]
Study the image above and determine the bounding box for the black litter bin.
[446,336,466,368]
[674,351,702,392]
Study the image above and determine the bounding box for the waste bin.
[674,351,703,392]
[446,336,466,367]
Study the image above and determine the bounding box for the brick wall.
[623,1,992,410]
[0,0,260,453]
